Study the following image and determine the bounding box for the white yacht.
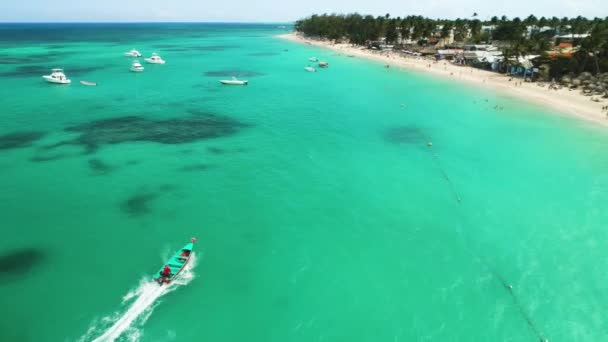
[144,53,166,64]
[130,60,144,72]
[124,49,142,57]
[42,69,71,84]
[219,77,248,85]
[308,57,318,62]
[304,66,316,72]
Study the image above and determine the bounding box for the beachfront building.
[436,49,462,61]
[463,44,503,63]
[547,42,578,58]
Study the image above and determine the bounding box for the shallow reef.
[0,248,46,282]
[88,158,113,174]
[120,191,158,217]
[179,164,212,172]
[383,126,426,145]
[248,52,279,56]
[203,70,264,77]
[43,114,249,154]
[120,185,178,217]
[0,131,46,150]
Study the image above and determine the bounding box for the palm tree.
[579,22,608,74]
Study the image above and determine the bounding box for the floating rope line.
[424,139,547,342]
[429,149,462,203]
[475,251,547,342]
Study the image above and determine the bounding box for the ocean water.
[1,23,608,341]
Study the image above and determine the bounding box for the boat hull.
[153,239,196,285]
[220,80,248,85]
[145,59,166,64]
[42,76,71,84]
[130,67,144,72]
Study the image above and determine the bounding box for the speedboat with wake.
[154,238,197,285]
[220,76,248,85]
[124,49,142,57]
[42,69,71,84]
[145,52,166,64]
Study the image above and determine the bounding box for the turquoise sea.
[1,23,608,341]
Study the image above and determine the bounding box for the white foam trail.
[83,253,197,342]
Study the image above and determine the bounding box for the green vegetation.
[295,14,608,77]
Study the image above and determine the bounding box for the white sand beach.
[279,32,608,127]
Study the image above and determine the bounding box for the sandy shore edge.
[278,32,608,127]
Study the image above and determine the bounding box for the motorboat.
[130,60,144,72]
[145,52,166,64]
[80,80,97,86]
[124,49,142,57]
[42,69,71,84]
[154,238,196,285]
[304,66,316,72]
[308,57,318,62]
[318,61,329,68]
[220,76,248,85]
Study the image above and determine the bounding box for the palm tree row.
[295,14,608,76]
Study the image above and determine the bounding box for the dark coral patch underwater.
[0,131,46,150]
[43,114,250,154]
[88,158,113,174]
[0,248,46,283]
[383,126,426,145]
[179,164,212,172]
[203,70,264,77]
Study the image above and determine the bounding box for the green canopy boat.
[154,238,196,285]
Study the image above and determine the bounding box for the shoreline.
[278,32,608,127]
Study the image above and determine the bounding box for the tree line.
[295,14,608,76]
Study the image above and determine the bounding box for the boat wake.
[80,253,197,342]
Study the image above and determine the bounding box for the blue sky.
[1,0,606,22]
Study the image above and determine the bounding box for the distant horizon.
[0,21,294,24]
[1,0,606,23]
[1,13,607,25]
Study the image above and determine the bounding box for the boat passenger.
[162,265,171,277]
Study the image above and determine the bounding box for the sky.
[1,0,607,22]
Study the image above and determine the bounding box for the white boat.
[220,76,248,85]
[42,69,71,84]
[80,80,97,86]
[304,66,316,72]
[124,49,142,57]
[308,57,318,62]
[145,53,166,64]
[130,60,144,72]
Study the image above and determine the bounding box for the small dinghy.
[154,238,197,285]
[80,80,97,86]
[220,76,248,85]
[304,66,316,72]
[318,61,329,68]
